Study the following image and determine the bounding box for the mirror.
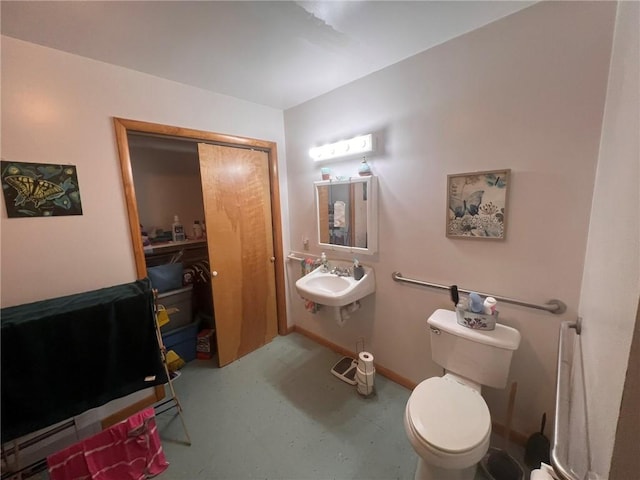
[315,176,378,255]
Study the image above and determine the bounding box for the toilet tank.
[427,309,521,389]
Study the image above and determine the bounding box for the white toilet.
[404,309,521,480]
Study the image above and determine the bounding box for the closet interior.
[128,133,215,365]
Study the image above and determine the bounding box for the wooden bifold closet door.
[197,144,278,366]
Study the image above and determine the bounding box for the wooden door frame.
[113,117,288,337]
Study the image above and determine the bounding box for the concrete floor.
[156,332,526,480]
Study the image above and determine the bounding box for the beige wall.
[577,2,640,478]
[284,1,616,437]
[130,145,205,236]
[0,36,289,307]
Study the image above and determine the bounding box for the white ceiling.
[1,1,535,110]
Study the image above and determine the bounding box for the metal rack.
[152,290,192,446]
[392,271,567,315]
[1,420,79,479]
[0,279,170,479]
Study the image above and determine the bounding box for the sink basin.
[295,261,375,307]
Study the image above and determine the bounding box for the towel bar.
[551,319,583,480]
[288,251,322,263]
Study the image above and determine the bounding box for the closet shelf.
[144,239,206,255]
[144,240,209,269]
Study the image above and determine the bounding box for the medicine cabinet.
[315,176,378,255]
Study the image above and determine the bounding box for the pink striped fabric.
[47,407,169,480]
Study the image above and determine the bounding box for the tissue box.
[456,307,498,331]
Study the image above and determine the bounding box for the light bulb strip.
[309,134,373,161]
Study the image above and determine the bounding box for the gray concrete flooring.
[156,332,525,480]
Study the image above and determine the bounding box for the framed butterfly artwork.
[1,160,83,217]
[446,169,510,240]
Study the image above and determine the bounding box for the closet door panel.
[197,144,277,366]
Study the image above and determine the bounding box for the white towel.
[334,201,346,227]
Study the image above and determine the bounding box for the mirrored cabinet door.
[315,176,377,255]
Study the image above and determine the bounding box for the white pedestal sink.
[295,260,375,307]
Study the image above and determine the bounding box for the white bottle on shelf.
[193,220,203,239]
[172,215,186,242]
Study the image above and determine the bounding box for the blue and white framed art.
[446,169,510,240]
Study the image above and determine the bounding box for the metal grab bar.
[552,319,582,480]
[391,271,567,314]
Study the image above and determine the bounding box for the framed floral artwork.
[446,169,510,240]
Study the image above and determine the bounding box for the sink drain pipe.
[335,301,361,326]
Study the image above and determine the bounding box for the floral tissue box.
[456,306,497,330]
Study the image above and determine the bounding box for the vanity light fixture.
[309,134,373,161]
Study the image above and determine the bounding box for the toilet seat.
[407,376,490,454]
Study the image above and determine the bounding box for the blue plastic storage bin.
[148,263,184,293]
[162,322,198,363]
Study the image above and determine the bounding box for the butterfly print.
[449,190,484,218]
[5,175,65,208]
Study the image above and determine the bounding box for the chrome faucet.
[331,266,352,277]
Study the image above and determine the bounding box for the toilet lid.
[408,377,490,454]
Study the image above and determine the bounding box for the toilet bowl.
[404,310,521,480]
[404,374,491,480]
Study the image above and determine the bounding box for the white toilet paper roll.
[356,364,375,375]
[358,352,374,373]
[356,365,375,383]
[530,469,554,480]
[357,381,374,396]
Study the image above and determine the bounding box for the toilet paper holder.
[329,338,375,396]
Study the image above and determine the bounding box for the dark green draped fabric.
[1,278,167,442]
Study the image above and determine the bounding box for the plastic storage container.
[157,285,193,333]
[162,322,198,362]
[147,263,184,293]
[456,306,498,331]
